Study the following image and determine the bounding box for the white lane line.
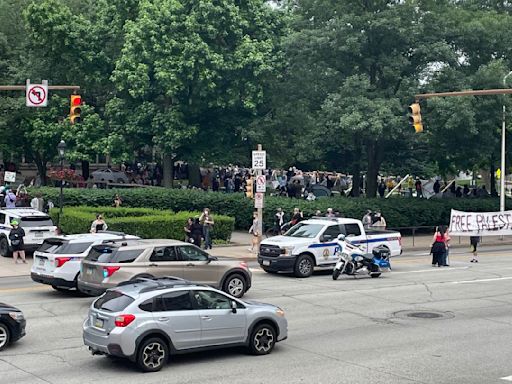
[452,277,512,284]
[393,267,469,274]
[500,375,512,381]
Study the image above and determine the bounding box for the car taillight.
[55,257,71,268]
[114,314,135,327]
[239,261,248,269]
[103,266,120,278]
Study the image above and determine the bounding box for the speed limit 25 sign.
[252,150,266,170]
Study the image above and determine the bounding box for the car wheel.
[332,268,341,280]
[294,254,314,278]
[223,273,246,298]
[248,323,276,355]
[0,322,10,351]
[0,237,11,258]
[136,337,169,372]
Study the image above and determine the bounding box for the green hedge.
[35,187,508,230]
[49,206,234,241]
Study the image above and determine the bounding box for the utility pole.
[252,144,266,244]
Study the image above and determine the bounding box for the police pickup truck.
[258,217,401,277]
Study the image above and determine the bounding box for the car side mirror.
[231,300,237,313]
[207,256,218,263]
[337,234,346,241]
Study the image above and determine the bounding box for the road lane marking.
[501,375,512,381]
[393,267,469,274]
[0,285,51,293]
[452,277,512,284]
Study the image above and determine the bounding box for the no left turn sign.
[26,84,48,107]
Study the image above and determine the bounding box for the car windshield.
[20,217,54,227]
[284,223,324,238]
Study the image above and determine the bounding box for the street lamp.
[500,71,512,213]
[57,140,66,225]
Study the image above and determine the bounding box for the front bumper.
[31,272,76,289]
[11,318,26,342]
[77,280,108,296]
[258,255,297,273]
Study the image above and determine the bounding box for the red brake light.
[103,266,120,278]
[114,314,135,327]
[55,257,71,268]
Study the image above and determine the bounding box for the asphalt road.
[2,250,512,384]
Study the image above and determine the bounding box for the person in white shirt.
[30,193,44,212]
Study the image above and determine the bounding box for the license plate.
[39,258,45,266]
[86,268,94,275]
[94,318,104,328]
[34,232,43,238]
[262,260,270,266]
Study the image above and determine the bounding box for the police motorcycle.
[332,234,391,280]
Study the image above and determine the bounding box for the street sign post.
[26,79,48,107]
[256,175,266,193]
[254,192,264,209]
[252,150,266,170]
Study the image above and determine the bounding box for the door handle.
[149,263,158,267]
[158,317,169,321]
[201,316,212,321]
[186,263,194,267]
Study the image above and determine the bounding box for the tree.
[110,0,285,186]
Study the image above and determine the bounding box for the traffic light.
[245,177,254,199]
[408,102,423,133]
[70,94,82,124]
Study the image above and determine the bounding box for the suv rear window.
[86,246,143,263]
[20,217,54,227]
[94,291,134,312]
[38,240,93,255]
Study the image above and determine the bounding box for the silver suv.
[83,278,288,372]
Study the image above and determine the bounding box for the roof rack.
[116,276,197,294]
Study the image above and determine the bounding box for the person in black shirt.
[9,220,26,264]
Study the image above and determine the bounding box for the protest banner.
[449,209,512,236]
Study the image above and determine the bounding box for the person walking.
[199,208,214,249]
[4,187,16,208]
[190,218,203,248]
[274,208,285,235]
[248,212,260,253]
[407,176,415,197]
[415,178,423,198]
[362,210,372,229]
[184,217,193,243]
[9,220,26,264]
[431,226,449,267]
[90,214,108,233]
[30,193,45,212]
[470,236,480,262]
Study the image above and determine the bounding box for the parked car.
[31,232,140,291]
[83,277,287,372]
[0,303,26,351]
[0,208,58,257]
[258,217,402,277]
[77,239,251,298]
[91,169,129,185]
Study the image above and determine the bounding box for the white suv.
[31,232,139,291]
[0,208,58,257]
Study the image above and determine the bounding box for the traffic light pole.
[415,86,512,212]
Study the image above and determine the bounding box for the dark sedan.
[0,303,26,350]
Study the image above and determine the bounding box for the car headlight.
[9,312,24,321]
[275,308,285,317]
[280,247,294,256]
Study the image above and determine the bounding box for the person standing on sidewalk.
[248,212,260,253]
[470,236,480,262]
[431,225,449,267]
[199,208,214,250]
[9,220,26,264]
